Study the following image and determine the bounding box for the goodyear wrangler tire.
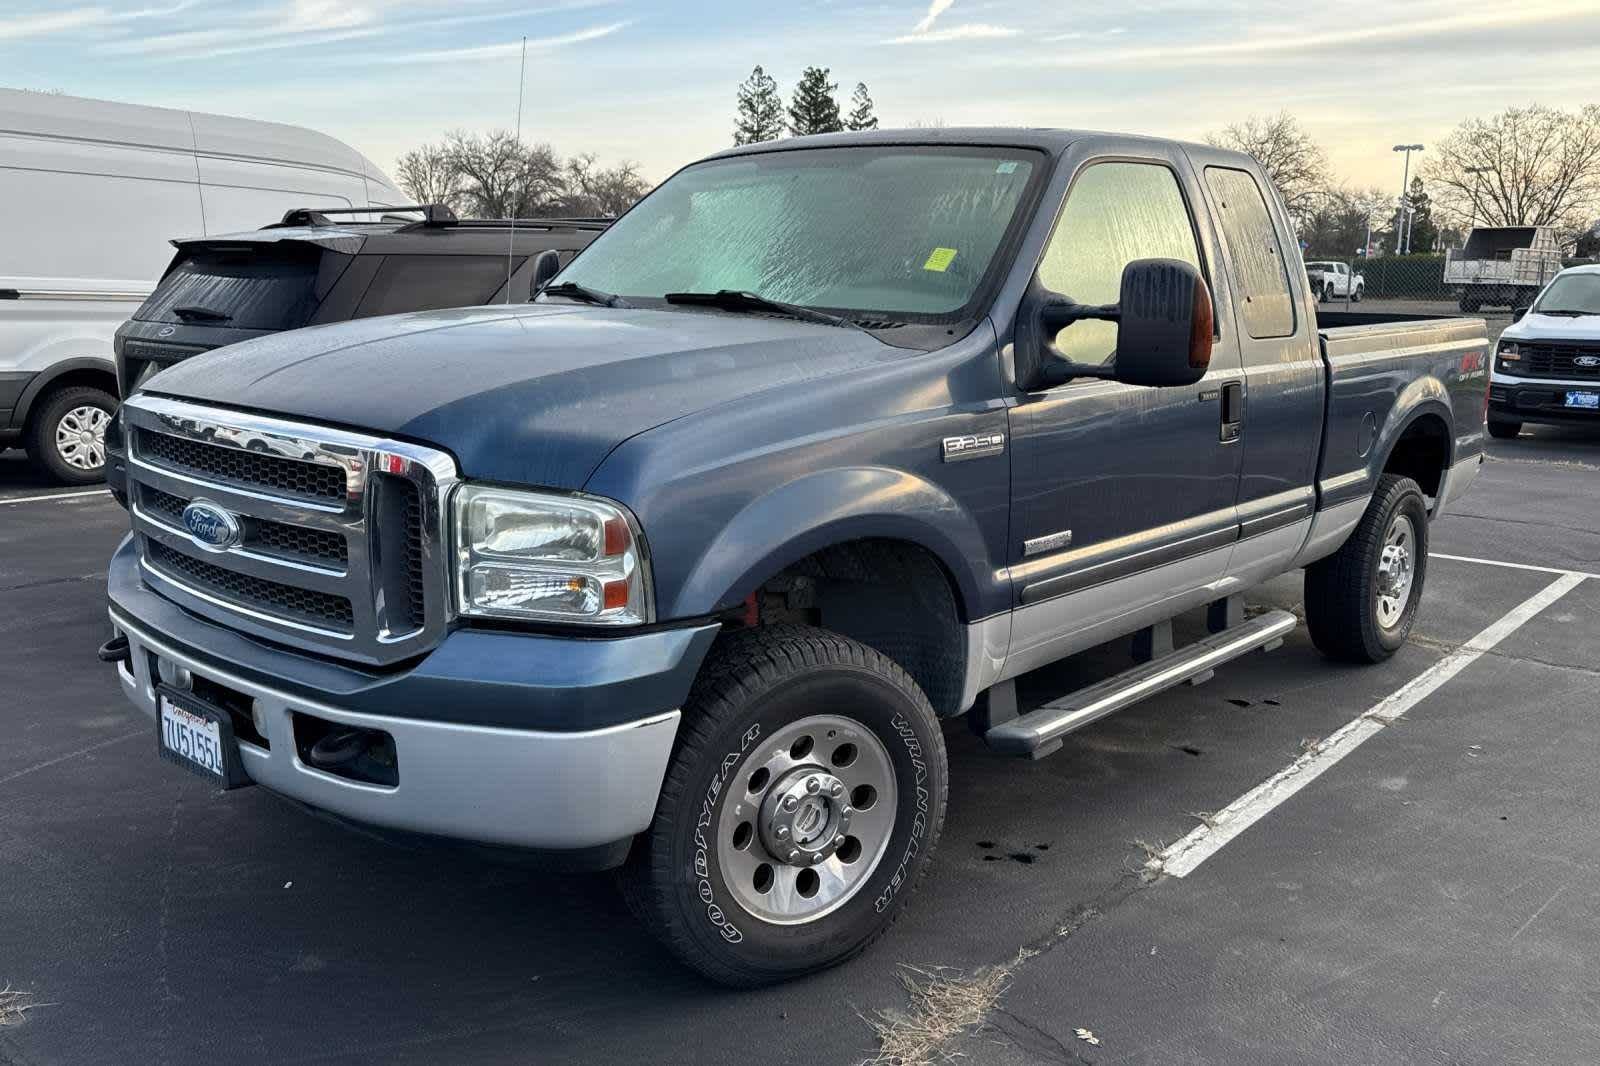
[623,624,948,986]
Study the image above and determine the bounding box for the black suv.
[115,205,607,396]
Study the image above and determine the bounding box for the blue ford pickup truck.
[101,128,1486,985]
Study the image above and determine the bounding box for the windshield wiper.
[1535,308,1592,317]
[171,304,231,322]
[540,281,631,308]
[663,290,876,335]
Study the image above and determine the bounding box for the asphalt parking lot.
[2,418,1598,1066]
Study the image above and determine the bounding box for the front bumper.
[107,535,718,856]
[1489,371,1600,425]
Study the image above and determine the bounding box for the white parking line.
[1430,551,1600,581]
[0,489,111,506]
[1155,570,1588,880]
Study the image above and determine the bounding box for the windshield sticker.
[923,247,958,273]
[996,161,1020,174]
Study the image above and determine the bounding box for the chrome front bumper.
[109,607,680,851]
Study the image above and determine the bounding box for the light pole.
[1393,143,1423,253]
[1464,165,1492,230]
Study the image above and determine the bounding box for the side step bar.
[985,609,1298,758]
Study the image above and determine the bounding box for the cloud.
[374,21,630,63]
[0,1,192,41]
[1033,1,1588,67]
[912,0,955,34]
[887,22,1019,44]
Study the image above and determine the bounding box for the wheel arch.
[13,357,117,432]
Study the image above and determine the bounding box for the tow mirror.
[1031,259,1214,389]
[529,250,562,298]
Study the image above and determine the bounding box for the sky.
[4,0,1600,196]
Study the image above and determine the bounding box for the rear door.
[1006,150,1245,620]
[1193,158,1324,575]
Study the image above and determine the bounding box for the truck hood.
[143,304,903,488]
[1500,311,1600,343]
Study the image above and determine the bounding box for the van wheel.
[623,624,947,986]
[28,385,117,485]
[1304,475,1428,663]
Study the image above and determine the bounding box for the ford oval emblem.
[181,499,242,551]
[1575,355,1600,368]
[157,325,176,338]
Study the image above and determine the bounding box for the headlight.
[453,485,650,626]
[1497,341,1522,365]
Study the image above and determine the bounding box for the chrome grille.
[135,428,347,500]
[122,395,456,666]
[147,541,354,630]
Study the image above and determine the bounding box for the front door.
[1007,155,1244,636]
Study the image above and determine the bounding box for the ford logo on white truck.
[180,500,241,551]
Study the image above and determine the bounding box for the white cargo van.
[0,90,404,484]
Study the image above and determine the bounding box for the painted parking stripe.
[1430,551,1599,581]
[1155,571,1588,880]
[0,489,111,506]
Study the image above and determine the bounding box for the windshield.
[552,146,1042,321]
[1533,273,1600,315]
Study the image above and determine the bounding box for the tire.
[1458,294,1479,313]
[1487,419,1522,440]
[1304,474,1429,663]
[1351,285,1363,303]
[623,624,948,986]
[1321,285,1334,303]
[27,384,117,485]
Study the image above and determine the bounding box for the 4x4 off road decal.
[694,723,761,943]
[874,712,929,913]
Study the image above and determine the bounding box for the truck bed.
[1314,311,1489,509]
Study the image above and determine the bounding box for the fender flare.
[668,466,997,622]
[1374,377,1453,468]
[10,357,118,431]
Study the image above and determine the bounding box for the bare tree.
[1207,112,1330,223]
[1301,186,1390,257]
[1423,104,1600,233]
[394,143,460,210]
[444,129,565,218]
[558,153,651,217]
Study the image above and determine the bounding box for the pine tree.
[787,66,843,137]
[845,83,878,132]
[733,66,784,145]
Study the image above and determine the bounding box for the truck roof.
[707,126,1249,166]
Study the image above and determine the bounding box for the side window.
[1037,162,1203,367]
[354,255,517,318]
[1204,167,1295,339]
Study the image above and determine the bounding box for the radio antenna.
[505,35,527,303]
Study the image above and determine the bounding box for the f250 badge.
[941,431,1005,462]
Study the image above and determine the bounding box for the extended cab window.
[1037,161,1203,368]
[554,146,1040,320]
[1205,167,1295,339]
[355,254,516,318]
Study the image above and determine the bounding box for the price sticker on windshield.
[923,247,958,273]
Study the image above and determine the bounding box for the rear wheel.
[1304,474,1429,663]
[1487,419,1522,439]
[1459,294,1480,313]
[1351,285,1363,303]
[27,384,117,485]
[624,625,947,986]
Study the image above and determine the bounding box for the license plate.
[157,686,251,788]
[1564,390,1599,410]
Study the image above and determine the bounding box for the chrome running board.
[985,609,1298,758]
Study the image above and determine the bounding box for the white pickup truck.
[1305,261,1364,302]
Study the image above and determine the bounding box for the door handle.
[1219,382,1243,442]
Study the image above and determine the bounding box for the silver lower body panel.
[110,608,679,850]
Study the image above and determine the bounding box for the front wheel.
[1304,474,1429,663]
[624,625,948,986]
